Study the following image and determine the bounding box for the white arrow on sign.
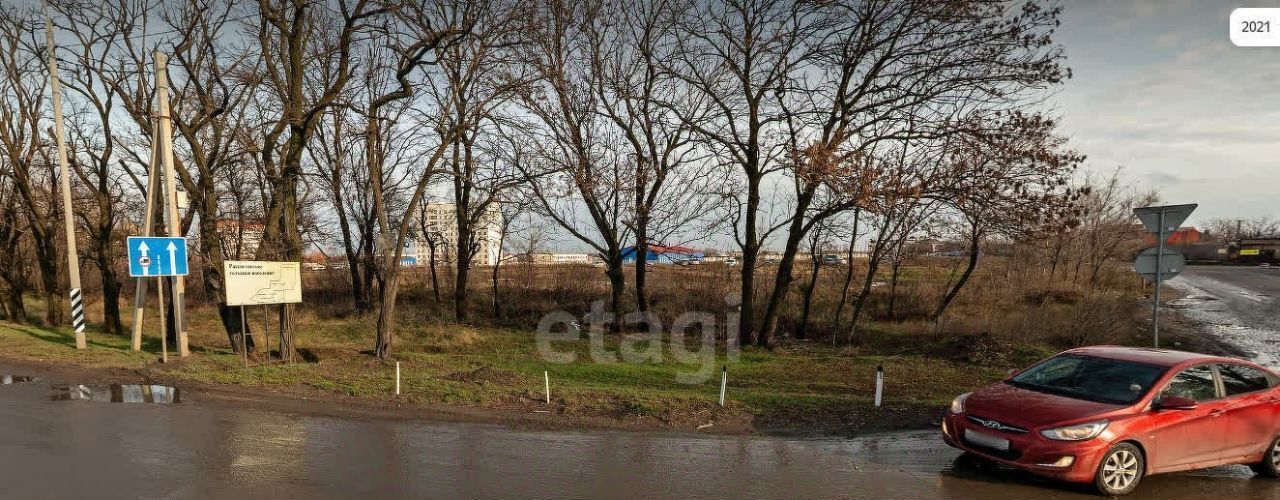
[167,241,178,275]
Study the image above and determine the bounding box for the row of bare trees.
[0,0,1102,358]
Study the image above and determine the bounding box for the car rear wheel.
[1249,435,1280,477]
[1094,443,1144,496]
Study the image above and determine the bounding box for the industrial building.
[621,244,705,264]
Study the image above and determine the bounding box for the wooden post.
[154,53,189,358]
[43,13,84,349]
[130,129,161,351]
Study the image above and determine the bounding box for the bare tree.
[931,113,1083,325]
[514,0,634,333]
[0,9,66,326]
[253,0,391,361]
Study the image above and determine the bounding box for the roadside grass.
[0,303,1011,433]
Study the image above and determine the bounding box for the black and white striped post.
[69,288,85,336]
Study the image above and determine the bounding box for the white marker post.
[395,362,401,396]
[544,371,551,405]
[718,366,727,407]
[874,365,884,408]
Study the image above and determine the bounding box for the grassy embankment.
[0,258,1141,434]
[0,301,1026,435]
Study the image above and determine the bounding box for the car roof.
[1063,345,1250,368]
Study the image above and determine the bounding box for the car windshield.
[1008,354,1168,405]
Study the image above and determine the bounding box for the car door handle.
[1210,409,1226,417]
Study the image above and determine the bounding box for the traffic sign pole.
[1154,210,1165,348]
[1132,203,1196,349]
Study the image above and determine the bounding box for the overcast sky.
[1054,0,1280,227]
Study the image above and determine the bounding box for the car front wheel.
[1249,435,1280,477]
[1094,443,1144,496]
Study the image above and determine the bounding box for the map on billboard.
[224,261,302,306]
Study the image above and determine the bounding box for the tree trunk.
[99,264,123,335]
[428,240,441,304]
[35,239,62,327]
[4,287,24,322]
[932,225,981,323]
[738,176,762,347]
[798,231,823,340]
[454,233,472,322]
[887,258,902,320]
[374,269,401,358]
[219,304,255,353]
[833,209,860,337]
[634,224,649,313]
[758,187,816,347]
[605,249,625,334]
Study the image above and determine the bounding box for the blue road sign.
[127,237,189,277]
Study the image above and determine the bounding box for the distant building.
[621,244,705,264]
[1233,238,1280,263]
[401,203,504,267]
[552,253,592,265]
[215,219,264,259]
[1143,226,1202,247]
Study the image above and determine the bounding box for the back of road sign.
[1134,247,1185,282]
[127,237,189,277]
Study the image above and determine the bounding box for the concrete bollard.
[395,362,401,396]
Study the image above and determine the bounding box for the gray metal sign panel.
[1133,247,1186,281]
[1133,204,1198,234]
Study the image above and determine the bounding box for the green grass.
[0,303,1013,433]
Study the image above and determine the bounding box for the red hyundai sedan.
[942,346,1280,495]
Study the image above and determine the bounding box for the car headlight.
[950,392,971,414]
[1040,420,1109,441]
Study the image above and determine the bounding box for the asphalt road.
[4,363,1280,499]
[1168,265,1280,367]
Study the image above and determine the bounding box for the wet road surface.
[1168,265,1280,368]
[3,364,1280,499]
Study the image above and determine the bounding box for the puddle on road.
[1,376,36,385]
[49,384,182,404]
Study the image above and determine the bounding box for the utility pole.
[155,53,189,357]
[44,12,86,349]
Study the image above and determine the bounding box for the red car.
[942,346,1280,495]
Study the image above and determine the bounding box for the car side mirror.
[1006,368,1020,378]
[1155,396,1197,411]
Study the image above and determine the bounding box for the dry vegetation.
[0,247,1152,434]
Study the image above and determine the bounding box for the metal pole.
[157,277,168,364]
[241,305,248,369]
[1153,210,1166,348]
[44,14,85,349]
[154,52,189,357]
[544,371,551,405]
[130,129,161,351]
